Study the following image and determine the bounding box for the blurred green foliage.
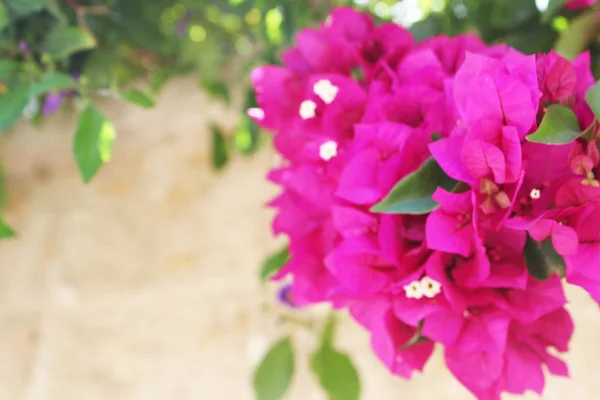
[0,0,599,237]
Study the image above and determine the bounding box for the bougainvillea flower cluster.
[251,7,600,399]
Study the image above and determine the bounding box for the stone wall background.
[0,76,598,400]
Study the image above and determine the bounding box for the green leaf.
[260,247,289,282]
[6,0,45,16]
[524,235,555,280]
[253,337,295,400]
[555,9,600,60]
[311,317,361,400]
[211,125,229,170]
[542,0,567,23]
[43,25,97,60]
[73,105,116,183]
[0,3,9,31]
[526,105,582,144]
[0,83,31,132]
[234,116,260,154]
[122,89,155,108]
[371,158,457,215]
[0,61,19,80]
[201,76,230,104]
[541,239,566,277]
[585,82,600,121]
[31,72,75,96]
[0,217,15,238]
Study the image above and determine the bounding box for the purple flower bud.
[277,284,297,308]
[42,92,65,116]
[18,41,30,55]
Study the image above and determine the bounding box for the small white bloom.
[530,188,541,200]
[404,281,424,299]
[248,107,265,121]
[325,16,333,26]
[420,276,442,298]
[313,79,339,104]
[319,140,338,161]
[299,100,317,119]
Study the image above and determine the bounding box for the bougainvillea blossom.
[251,6,600,399]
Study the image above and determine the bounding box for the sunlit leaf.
[73,104,116,183]
[0,3,9,30]
[585,82,600,121]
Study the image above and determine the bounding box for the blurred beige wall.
[0,76,598,400]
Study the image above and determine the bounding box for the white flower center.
[420,276,441,298]
[299,100,317,119]
[319,140,338,161]
[530,188,541,200]
[325,16,333,26]
[403,281,423,299]
[313,79,339,104]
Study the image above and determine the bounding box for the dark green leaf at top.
[260,247,289,282]
[542,0,567,23]
[310,317,361,400]
[371,158,457,215]
[6,0,45,16]
[526,105,582,144]
[0,3,8,31]
[43,25,97,60]
[253,337,295,400]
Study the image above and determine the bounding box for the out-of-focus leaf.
[310,317,361,400]
[201,76,230,104]
[122,89,155,108]
[555,9,600,60]
[0,3,9,30]
[260,246,289,282]
[6,0,45,16]
[44,0,68,23]
[505,24,557,54]
[31,72,75,96]
[585,82,600,121]
[0,61,19,80]
[43,25,97,59]
[234,115,260,154]
[490,0,537,29]
[542,0,567,23]
[253,337,295,400]
[0,83,31,132]
[211,125,229,170]
[264,7,283,44]
[0,217,15,238]
[82,46,117,89]
[73,104,116,183]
